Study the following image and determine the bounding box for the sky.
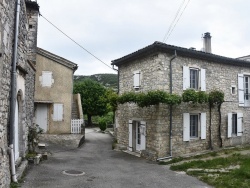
[36,0,250,76]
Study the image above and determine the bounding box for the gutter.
[157,50,177,161]
[9,0,21,182]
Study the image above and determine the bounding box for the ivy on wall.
[117,90,182,107]
[116,89,225,149]
[117,89,224,107]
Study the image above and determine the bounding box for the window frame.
[228,112,243,137]
[189,68,199,90]
[183,66,206,91]
[133,70,141,90]
[183,112,206,141]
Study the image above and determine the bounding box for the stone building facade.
[35,48,78,134]
[112,41,250,160]
[0,0,39,187]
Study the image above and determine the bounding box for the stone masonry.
[0,0,39,187]
[113,43,250,160]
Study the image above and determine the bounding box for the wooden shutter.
[183,66,190,90]
[183,113,190,141]
[238,74,244,106]
[200,113,206,139]
[140,121,146,150]
[228,113,232,138]
[133,71,140,89]
[200,69,206,91]
[128,120,133,151]
[237,113,243,136]
[42,71,52,87]
[53,104,63,121]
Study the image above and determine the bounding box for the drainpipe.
[157,50,177,161]
[9,0,21,182]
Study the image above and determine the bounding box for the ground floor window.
[183,113,206,141]
[190,114,199,138]
[228,112,243,137]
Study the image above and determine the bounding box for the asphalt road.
[21,128,212,188]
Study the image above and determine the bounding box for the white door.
[14,100,19,161]
[36,104,48,132]
[136,122,141,151]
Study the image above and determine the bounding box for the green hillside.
[74,73,118,89]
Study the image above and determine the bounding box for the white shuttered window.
[133,70,141,89]
[183,66,206,91]
[228,112,243,138]
[41,71,54,87]
[53,104,63,121]
[183,113,206,141]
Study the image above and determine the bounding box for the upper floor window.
[238,74,250,106]
[183,66,206,91]
[40,71,54,87]
[133,70,141,90]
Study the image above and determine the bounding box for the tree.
[73,79,108,126]
[105,89,118,123]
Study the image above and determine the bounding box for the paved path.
[21,128,212,188]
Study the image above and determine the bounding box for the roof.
[111,41,250,67]
[37,48,78,71]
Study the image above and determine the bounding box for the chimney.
[203,32,212,53]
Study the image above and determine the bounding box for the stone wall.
[0,0,39,187]
[116,51,250,160]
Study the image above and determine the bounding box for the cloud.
[37,0,250,75]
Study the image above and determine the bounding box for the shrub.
[98,117,107,131]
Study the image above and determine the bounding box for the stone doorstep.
[123,150,141,157]
[16,160,28,180]
[38,143,46,148]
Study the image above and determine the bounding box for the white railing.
[71,119,83,134]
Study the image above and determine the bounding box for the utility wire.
[163,0,191,42]
[162,0,186,42]
[39,13,114,70]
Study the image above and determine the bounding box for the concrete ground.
[21,128,212,188]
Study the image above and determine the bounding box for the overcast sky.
[37,0,250,76]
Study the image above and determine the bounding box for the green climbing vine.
[116,89,224,149]
[182,89,209,104]
[117,90,182,107]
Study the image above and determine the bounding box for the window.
[231,85,236,95]
[40,71,54,87]
[133,70,141,89]
[190,69,199,90]
[238,74,250,106]
[232,114,237,135]
[190,114,199,137]
[228,112,243,137]
[183,113,206,141]
[53,103,63,121]
[183,66,206,91]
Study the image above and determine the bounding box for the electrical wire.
[163,0,191,42]
[39,13,114,70]
[162,0,186,42]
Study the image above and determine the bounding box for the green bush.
[98,117,107,131]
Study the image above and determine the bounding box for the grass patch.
[170,153,250,188]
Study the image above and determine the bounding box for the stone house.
[35,48,83,134]
[0,0,39,187]
[111,33,250,160]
